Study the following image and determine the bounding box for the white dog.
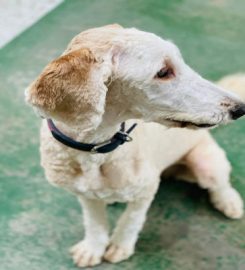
[26,25,245,268]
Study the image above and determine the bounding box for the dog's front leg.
[104,197,154,263]
[70,197,109,268]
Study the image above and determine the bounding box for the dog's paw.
[70,240,104,268]
[210,187,244,219]
[103,243,134,263]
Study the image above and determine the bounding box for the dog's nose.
[230,104,245,120]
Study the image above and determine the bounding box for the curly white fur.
[26,25,245,267]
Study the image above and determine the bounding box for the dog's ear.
[26,48,96,112]
[26,48,112,129]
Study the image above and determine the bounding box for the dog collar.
[47,119,137,154]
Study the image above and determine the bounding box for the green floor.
[0,0,245,269]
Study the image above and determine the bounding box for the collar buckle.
[117,131,133,142]
[90,139,112,154]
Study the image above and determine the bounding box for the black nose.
[230,104,245,120]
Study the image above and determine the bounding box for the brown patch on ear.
[104,23,123,29]
[27,48,96,111]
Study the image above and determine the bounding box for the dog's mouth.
[166,119,217,129]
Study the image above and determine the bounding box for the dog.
[25,24,245,268]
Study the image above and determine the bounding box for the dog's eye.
[155,67,174,79]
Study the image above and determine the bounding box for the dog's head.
[26,25,245,130]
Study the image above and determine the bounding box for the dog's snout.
[230,104,245,120]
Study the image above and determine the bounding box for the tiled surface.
[0,0,63,48]
[0,0,244,269]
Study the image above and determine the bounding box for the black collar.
[47,119,137,154]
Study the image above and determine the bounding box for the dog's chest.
[73,153,156,203]
[74,182,150,203]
